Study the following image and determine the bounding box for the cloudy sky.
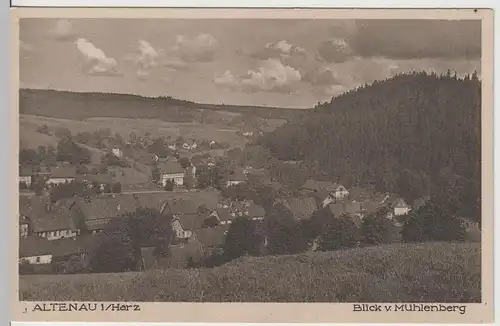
[20,18,481,108]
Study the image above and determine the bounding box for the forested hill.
[19,88,304,122]
[262,71,481,219]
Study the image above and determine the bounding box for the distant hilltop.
[19,88,306,123]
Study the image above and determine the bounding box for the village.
[18,123,437,274]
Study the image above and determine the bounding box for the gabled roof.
[301,179,318,191]
[195,225,228,249]
[19,166,34,177]
[20,196,77,232]
[159,162,184,174]
[49,165,77,179]
[165,199,199,216]
[76,173,112,184]
[391,198,409,209]
[328,200,362,218]
[248,204,266,218]
[19,236,53,257]
[19,235,94,258]
[215,207,233,222]
[75,196,139,221]
[412,195,431,210]
[174,214,205,231]
[283,196,318,220]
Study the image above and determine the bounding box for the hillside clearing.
[20,242,480,302]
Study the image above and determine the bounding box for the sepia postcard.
[11,7,494,324]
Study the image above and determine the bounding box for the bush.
[164,180,175,191]
[361,207,399,245]
[402,198,465,243]
[319,216,359,251]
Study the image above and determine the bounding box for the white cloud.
[75,38,120,76]
[215,59,302,93]
[137,40,160,69]
[317,38,353,63]
[172,33,218,62]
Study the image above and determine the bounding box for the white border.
[8,0,497,7]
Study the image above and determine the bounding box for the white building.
[159,162,185,187]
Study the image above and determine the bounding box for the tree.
[19,149,40,166]
[361,207,398,245]
[111,182,122,193]
[88,218,136,273]
[164,180,175,191]
[151,164,161,183]
[223,217,261,261]
[179,157,191,170]
[319,216,359,251]
[402,197,465,243]
[268,221,309,255]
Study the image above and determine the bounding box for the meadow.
[19,114,249,149]
[20,242,481,302]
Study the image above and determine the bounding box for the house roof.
[248,204,266,218]
[195,225,228,249]
[226,169,247,182]
[132,193,170,212]
[215,208,233,222]
[328,200,362,218]
[50,165,77,179]
[19,236,53,257]
[283,197,318,220]
[413,196,431,210]
[175,214,206,231]
[314,189,332,202]
[159,162,184,174]
[165,199,199,216]
[391,198,409,209]
[19,235,94,258]
[19,166,34,177]
[76,173,112,184]
[75,196,139,221]
[301,179,318,191]
[20,197,77,232]
[348,186,375,201]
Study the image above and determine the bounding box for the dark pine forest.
[262,71,481,222]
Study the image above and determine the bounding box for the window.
[36,257,40,263]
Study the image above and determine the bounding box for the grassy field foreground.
[20,242,481,302]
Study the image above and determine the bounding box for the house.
[391,198,411,216]
[301,179,349,199]
[20,195,80,240]
[167,144,177,151]
[195,225,229,256]
[412,195,431,212]
[314,189,336,208]
[165,199,204,240]
[182,139,197,151]
[248,203,266,221]
[281,197,318,221]
[327,200,362,219]
[208,207,234,225]
[72,196,139,235]
[76,173,112,191]
[209,140,216,148]
[46,165,77,186]
[225,169,247,187]
[158,161,185,187]
[19,215,30,239]
[19,166,33,187]
[19,235,94,267]
[111,148,123,157]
